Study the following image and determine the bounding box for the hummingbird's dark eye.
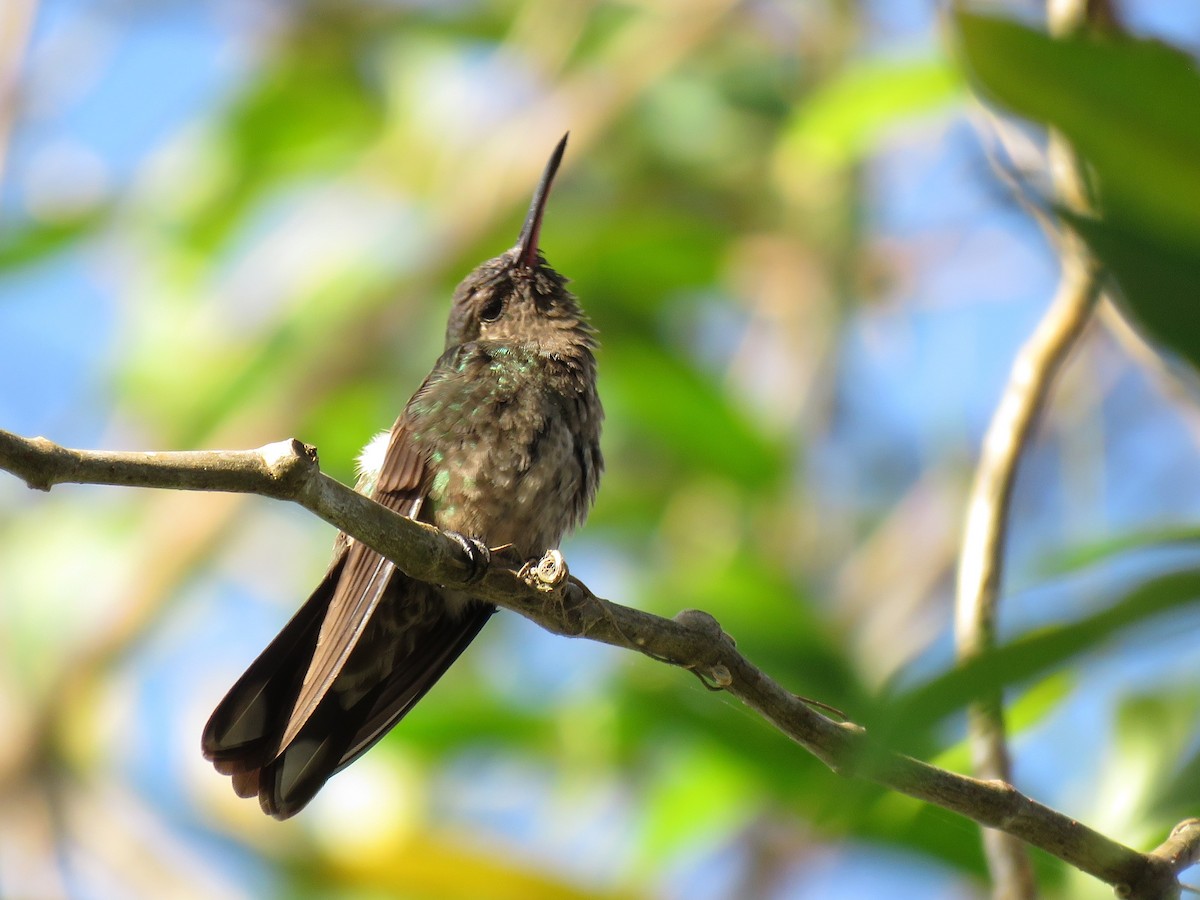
[479,293,505,322]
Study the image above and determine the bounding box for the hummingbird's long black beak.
[516,133,568,270]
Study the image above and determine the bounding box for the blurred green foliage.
[4,3,1200,899]
[958,11,1200,376]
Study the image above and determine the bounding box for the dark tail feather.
[256,601,495,819]
[202,556,345,774]
[230,769,261,799]
[341,601,494,769]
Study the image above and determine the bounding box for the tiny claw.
[796,695,847,720]
[488,543,524,567]
[521,549,569,592]
[447,531,491,583]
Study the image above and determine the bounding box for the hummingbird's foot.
[520,549,569,592]
[447,531,491,583]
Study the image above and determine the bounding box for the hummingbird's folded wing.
[337,599,493,767]
[201,420,428,773]
[275,419,428,750]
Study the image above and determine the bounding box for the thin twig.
[954,1,1116,897]
[953,211,1100,898]
[0,428,1193,898]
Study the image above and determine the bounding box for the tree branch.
[0,427,1193,898]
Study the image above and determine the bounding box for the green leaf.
[873,568,1200,749]
[780,57,963,167]
[929,672,1075,777]
[956,12,1200,237]
[1067,212,1200,372]
[1043,528,1200,578]
[0,210,108,272]
[1142,691,1200,823]
[955,13,1200,372]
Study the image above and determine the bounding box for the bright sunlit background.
[4,1,1200,898]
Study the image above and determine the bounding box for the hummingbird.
[202,134,603,818]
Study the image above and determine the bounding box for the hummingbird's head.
[445,134,594,353]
